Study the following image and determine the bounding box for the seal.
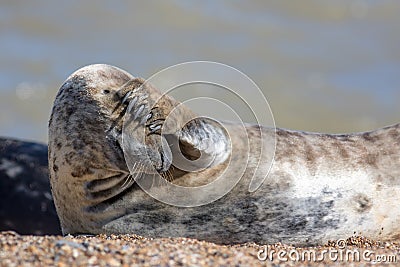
[0,137,60,235]
[49,64,400,246]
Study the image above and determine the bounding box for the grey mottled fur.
[49,64,400,246]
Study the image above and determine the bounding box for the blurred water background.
[1,0,399,143]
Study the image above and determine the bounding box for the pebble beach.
[0,231,398,266]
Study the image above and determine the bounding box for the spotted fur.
[49,64,400,246]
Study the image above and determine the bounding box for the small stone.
[87,256,97,265]
[72,249,79,258]
[108,257,121,267]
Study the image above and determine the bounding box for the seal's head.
[48,64,175,233]
[49,64,230,234]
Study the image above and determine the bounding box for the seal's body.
[101,123,400,245]
[0,137,60,235]
[49,64,400,245]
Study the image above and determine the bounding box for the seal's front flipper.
[118,78,232,181]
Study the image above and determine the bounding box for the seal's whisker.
[168,169,174,182]
[162,168,174,182]
[120,174,132,190]
[132,164,145,182]
[119,162,137,189]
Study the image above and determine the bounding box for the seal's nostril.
[102,89,111,94]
